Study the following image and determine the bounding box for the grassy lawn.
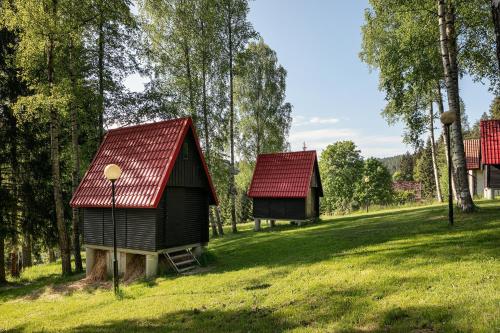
[1,201,499,332]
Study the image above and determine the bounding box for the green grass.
[1,201,499,332]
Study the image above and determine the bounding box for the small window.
[182,142,189,160]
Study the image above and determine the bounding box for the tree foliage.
[235,38,292,161]
[319,141,363,214]
[355,158,394,210]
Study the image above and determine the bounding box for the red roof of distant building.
[481,120,500,165]
[464,139,480,170]
[248,151,322,198]
[70,117,217,208]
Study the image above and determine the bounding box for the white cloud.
[288,127,408,158]
[309,117,340,124]
[292,116,340,126]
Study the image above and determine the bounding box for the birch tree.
[235,38,292,161]
[219,0,256,233]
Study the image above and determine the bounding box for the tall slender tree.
[437,0,473,211]
[2,0,75,274]
[235,38,292,161]
[219,0,256,233]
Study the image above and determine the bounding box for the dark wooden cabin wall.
[158,187,209,249]
[83,207,157,252]
[156,130,211,249]
[167,132,208,189]
[253,198,306,220]
[488,165,500,188]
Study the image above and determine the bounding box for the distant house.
[464,139,483,196]
[70,117,218,277]
[248,151,323,230]
[480,120,500,199]
[392,181,422,201]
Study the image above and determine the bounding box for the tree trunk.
[215,207,224,236]
[492,0,500,67]
[7,89,20,280]
[429,103,443,202]
[22,233,32,268]
[0,235,5,284]
[437,0,474,212]
[228,4,237,233]
[10,252,19,278]
[97,3,105,145]
[69,40,83,273]
[436,84,458,200]
[48,248,56,263]
[209,209,218,237]
[184,42,196,121]
[47,5,72,274]
[200,22,218,238]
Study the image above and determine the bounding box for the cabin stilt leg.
[106,251,113,277]
[270,220,276,227]
[145,254,158,278]
[118,252,126,276]
[193,246,204,258]
[85,247,95,276]
[254,218,261,231]
[484,188,495,199]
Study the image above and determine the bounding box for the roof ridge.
[258,150,317,156]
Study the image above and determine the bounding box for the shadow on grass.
[2,202,499,304]
[209,203,500,274]
[0,271,86,302]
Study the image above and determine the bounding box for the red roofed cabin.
[70,117,217,277]
[480,120,500,199]
[248,151,323,230]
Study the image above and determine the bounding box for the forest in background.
[0,0,292,279]
[0,0,499,279]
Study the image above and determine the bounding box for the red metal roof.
[70,117,218,208]
[481,120,500,165]
[248,151,321,198]
[464,139,480,170]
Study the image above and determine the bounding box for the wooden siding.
[158,187,209,249]
[487,165,500,188]
[253,198,306,220]
[83,207,157,252]
[167,131,208,188]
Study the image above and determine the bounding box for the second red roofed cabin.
[248,151,323,230]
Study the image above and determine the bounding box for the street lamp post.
[104,164,122,295]
[440,111,457,226]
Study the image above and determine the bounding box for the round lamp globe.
[104,164,122,181]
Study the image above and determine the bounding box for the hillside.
[1,201,499,332]
[378,154,404,175]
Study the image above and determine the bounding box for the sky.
[125,0,495,158]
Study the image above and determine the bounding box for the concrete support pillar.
[484,188,495,200]
[85,247,95,276]
[254,218,261,231]
[193,246,204,258]
[145,254,158,278]
[118,252,127,276]
[270,220,276,228]
[106,251,113,277]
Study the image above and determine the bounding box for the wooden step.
[175,259,195,266]
[178,265,196,273]
[170,253,192,261]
